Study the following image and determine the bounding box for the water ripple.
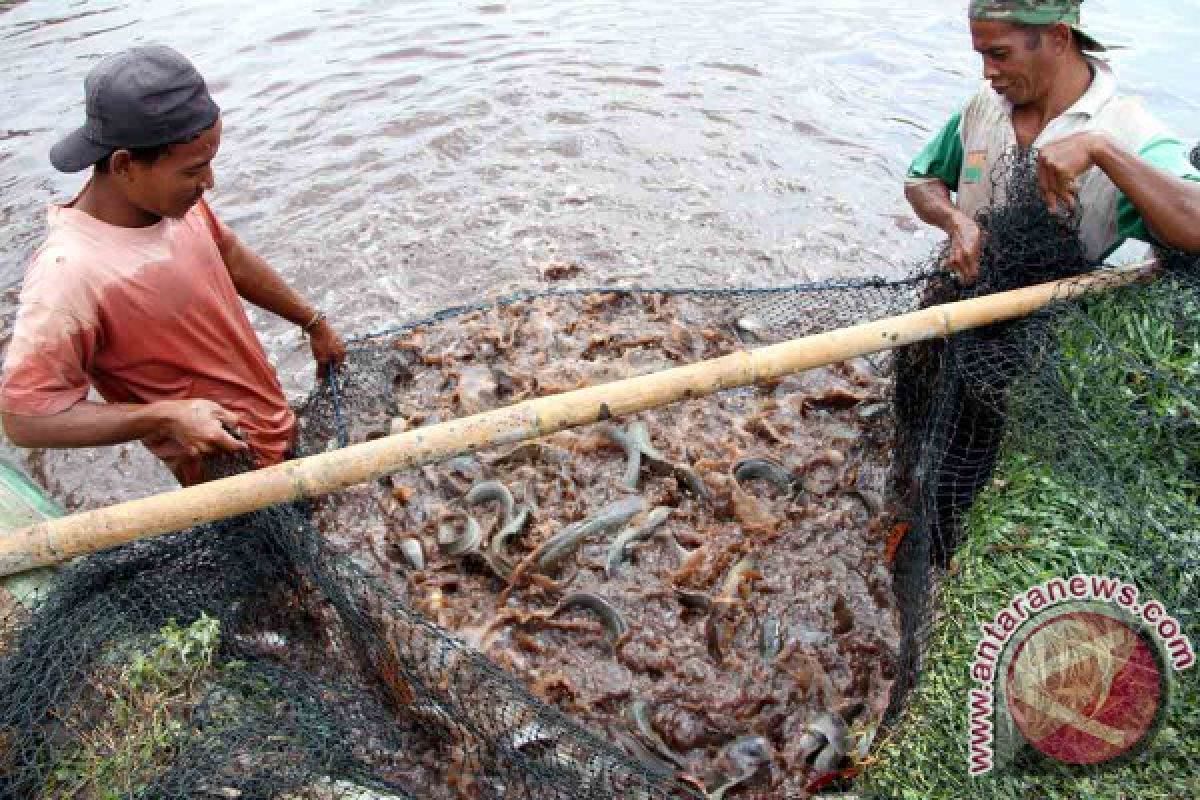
[0,0,1194,402]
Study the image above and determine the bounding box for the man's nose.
[201,165,216,191]
[982,59,1000,81]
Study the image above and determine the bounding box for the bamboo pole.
[0,261,1157,577]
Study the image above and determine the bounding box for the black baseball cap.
[50,45,220,173]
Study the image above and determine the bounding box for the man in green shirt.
[906,0,1200,283]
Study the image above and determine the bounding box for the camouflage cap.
[969,0,1106,51]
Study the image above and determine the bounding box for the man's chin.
[1002,88,1033,107]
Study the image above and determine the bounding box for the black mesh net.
[0,150,1196,799]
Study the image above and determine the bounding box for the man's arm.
[216,232,347,376]
[905,180,983,284]
[0,281,245,456]
[3,398,246,457]
[1038,132,1200,252]
[904,108,984,283]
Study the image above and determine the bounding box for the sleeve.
[196,197,235,252]
[906,111,965,190]
[0,301,98,416]
[1116,136,1200,243]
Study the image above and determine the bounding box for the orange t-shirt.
[0,195,295,477]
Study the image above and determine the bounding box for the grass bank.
[861,268,1200,799]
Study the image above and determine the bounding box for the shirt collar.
[49,180,170,239]
[1061,56,1116,119]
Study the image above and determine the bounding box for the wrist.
[926,197,970,235]
[1087,131,1119,172]
[300,309,327,334]
[945,209,974,237]
[137,401,182,439]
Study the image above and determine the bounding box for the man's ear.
[1049,22,1074,55]
[108,149,133,178]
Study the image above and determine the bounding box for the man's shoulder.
[24,236,92,294]
[1093,92,1173,149]
[1086,60,1172,144]
[958,82,1011,132]
[19,219,112,316]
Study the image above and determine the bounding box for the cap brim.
[1073,26,1107,52]
[49,127,113,173]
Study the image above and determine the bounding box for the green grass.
[37,614,346,799]
[43,614,228,800]
[860,273,1200,800]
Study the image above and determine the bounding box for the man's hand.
[1041,132,1200,253]
[157,399,249,458]
[309,319,347,380]
[904,179,983,285]
[1037,131,1102,216]
[946,211,984,285]
[3,398,247,455]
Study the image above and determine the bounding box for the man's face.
[124,117,222,219]
[970,19,1056,107]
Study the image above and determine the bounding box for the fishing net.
[871,152,1200,798]
[0,149,1196,799]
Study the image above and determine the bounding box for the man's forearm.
[905,179,965,233]
[902,179,964,232]
[905,178,982,281]
[2,401,169,449]
[1092,135,1200,253]
[223,238,318,326]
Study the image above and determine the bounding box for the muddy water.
[0,0,1197,507]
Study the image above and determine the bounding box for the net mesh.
[0,149,1196,799]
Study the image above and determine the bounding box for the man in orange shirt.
[0,46,346,485]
